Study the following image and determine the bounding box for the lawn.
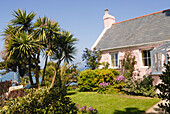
[67,91,160,114]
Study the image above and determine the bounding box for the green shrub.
[0,89,27,108]
[78,69,120,92]
[1,87,78,114]
[123,76,156,97]
[156,61,170,113]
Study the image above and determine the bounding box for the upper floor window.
[142,50,151,66]
[111,52,118,68]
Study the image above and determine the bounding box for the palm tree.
[50,31,77,88]
[2,25,28,79]
[10,9,36,33]
[34,17,60,85]
[2,9,37,85]
[5,32,39,86]
[9,9,42,86]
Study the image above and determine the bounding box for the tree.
[10,9,36,33]
[50,31,77,88]
[34,17,60,85]
[1,9,39,86]
[157,61,170,113]
[5,32,39,86]
[82,48,101,70]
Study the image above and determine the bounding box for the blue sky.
[0,0,169,68]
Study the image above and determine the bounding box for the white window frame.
[109,52,119,69]
[140,49,151,68]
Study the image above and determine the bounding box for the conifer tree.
[157,60,170,113]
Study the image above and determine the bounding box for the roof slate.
[95,10,170,50]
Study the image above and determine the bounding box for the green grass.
[67,91,160,114]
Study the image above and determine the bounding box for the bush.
[156,61,170,113]
[110,75,126,93]
[0,80,12,96]
[97,82,110,94]
[123,76,156,97]
[0,89,27,108]
[1,87,78,114]
[78,69,120,92]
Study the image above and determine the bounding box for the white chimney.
[103,9,115,29]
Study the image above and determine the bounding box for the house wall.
[99,44,164,86]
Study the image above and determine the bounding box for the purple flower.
[76,104,79,108]
[81,106,87,113]
[90,108,94,111]
[99,82,110,88]
[115,75,126,83]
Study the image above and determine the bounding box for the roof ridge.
[113,9,170,25]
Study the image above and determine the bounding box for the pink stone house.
[92,9,170,85]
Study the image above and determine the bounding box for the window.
[142,50,151,66]
[111,53,118,68]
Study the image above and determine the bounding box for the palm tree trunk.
[28,56,33,85]
[35,49,40,88]
[41,54,48,85]
[50,60,61,88]
[50,68,57,88]
[35,61,39,88]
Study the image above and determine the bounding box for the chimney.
[103,9,115,29]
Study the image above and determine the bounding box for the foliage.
[82,48,101,70]
[60,62,80,86]
[20,77,29,86]
[10,9,36,32]
[50,31,78,88]
[1,87,78,114]
[2,9,39,86]
[76,104,98,114]
[110,75,127,93]
[123,76,156,97]
[0,80,12,96]
[120,50,137,79]
[0,89,27,108]
[41,61,79,88]
[78,69,96,91]
[101,62,110,69]
[156,61,170,113]
[97,82,110,94]
[40,61,56,87]
[109,69,121,77]
[115,75,126,83]
[78,69,120,92]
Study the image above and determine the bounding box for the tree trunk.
[28,56,33,85]
[35,61,39,88]
[41,54,48,85]
[50,68,56,88]
[35,49,40,88]
[50,60,61,88]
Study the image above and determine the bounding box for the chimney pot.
[105,9,108,14]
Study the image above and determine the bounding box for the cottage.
[92,9,170,85]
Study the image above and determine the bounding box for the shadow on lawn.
[67,91,77,95]
[113,107,145,114]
